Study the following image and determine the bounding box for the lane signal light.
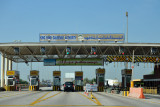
[14,47,20,55]
[151,47,158,55]
[66,47,71,55]
[40,47,46,55]
[91,47,96,55]
[119,47,125,55]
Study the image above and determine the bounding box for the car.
[64,82,74,92]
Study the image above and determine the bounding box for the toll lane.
[93,92,160,107]
[35,92,96,106]
[0,91,97,106]
[1,89,160,107]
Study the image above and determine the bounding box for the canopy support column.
[5,58,9,85]
[9,60,12,70]
[1,53,5,87]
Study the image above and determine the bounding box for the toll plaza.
[0,34,160,93]
[75,71,83,91]
[5,70,20,91]
[53,71,61,91]
[96,68,105,92]
[29,70,39,91]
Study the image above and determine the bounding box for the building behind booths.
[143,64,160,88]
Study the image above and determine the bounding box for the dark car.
[64,82,74,92]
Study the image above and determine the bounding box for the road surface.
[0,87,160,107]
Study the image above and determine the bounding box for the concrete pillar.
[1,53,5,87]
[5,58,9,85]
[9,60,12,70]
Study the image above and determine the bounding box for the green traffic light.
[67,52,70,55]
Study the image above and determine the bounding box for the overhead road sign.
[40,33,124,42]
[44,58,104,66]
[44,59,56,66]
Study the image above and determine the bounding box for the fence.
[143,87,157,94]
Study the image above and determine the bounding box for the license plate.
[68,86,70,87]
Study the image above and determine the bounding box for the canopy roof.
[0,42,160,62]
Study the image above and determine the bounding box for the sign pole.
[131,50,134,81]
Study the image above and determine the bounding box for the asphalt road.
[0,87,160,107]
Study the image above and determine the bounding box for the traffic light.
[66,47,71,55]
[119,47,125,55]
[151,47,158,55]
[40,47,46,55]
[14,47,20,55]
[91,47,96,55]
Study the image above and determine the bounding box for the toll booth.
[29,70,39,91]
[53,71,61,91]
[96,68,105,92]
[5,70,20,91]
[75,71,83,91]
[121,69,132,89]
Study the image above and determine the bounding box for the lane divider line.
[78,92,102,106]
[40,92,61,101]
[30,92,51,105]
[91,94,102,106]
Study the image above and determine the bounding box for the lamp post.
[124,12,128,69]
[126,12,128,43]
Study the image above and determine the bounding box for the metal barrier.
[143,87,157,94]
[53,86,61,91]
[75,86,83,91]
[29,86,39,91]
[97,86,104,92]
[122,91,129,96]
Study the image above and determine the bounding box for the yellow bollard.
[124,91,126,96]
[155,87,157,94]
[127,91,129,96]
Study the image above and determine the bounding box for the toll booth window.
[54,78,60,86]
[8,79,14,86]
[75,80,82,86]
[31,78,37,86]
[99,77,104,82]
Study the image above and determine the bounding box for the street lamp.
[126,11,128,43]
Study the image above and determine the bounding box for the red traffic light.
[122,52,124,55]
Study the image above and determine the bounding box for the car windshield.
[65,82,73,85]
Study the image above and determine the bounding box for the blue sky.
[0,0,159,83]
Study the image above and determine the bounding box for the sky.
[0,0,160,83]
